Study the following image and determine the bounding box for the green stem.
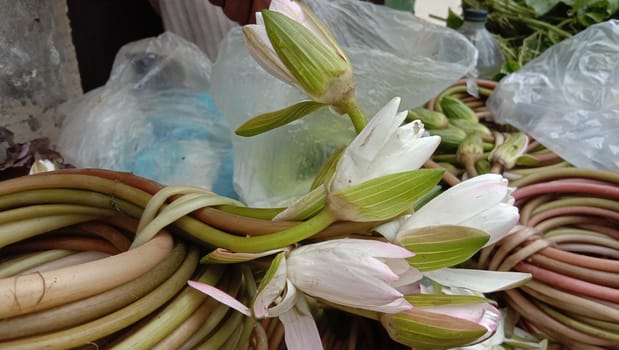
[181,208,337,253]
[503,14,573,38]
[112,264,226,349]
[216,205,284,220]
[338,97,367,134]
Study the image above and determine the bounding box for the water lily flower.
[242,0,353,106]
[328,97,441,193]
[188,238,422,349]
[287,238,422,313]
[379,174,519,247]
[324,97,443,222]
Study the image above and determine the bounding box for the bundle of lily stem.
[0,168,387,350]
[479,168,619,349]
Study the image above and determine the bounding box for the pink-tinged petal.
[187,281,250,316]
[305,238,414,259]
[421,303,501,337]
[279,296,323,350]
[287,238,415,314]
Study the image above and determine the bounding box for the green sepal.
[262,10,350,98]
[235,100,326,136]
[273,185,326,221]
[405,294,490,307]
[310,147,344,190]
[381,308,487,349]
[399,225,489,271]
[255,251,286,299]
[328,169,444,222]
[253,251,288,319]
[449,119,492,137]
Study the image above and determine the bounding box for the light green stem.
[182,208,337,253]
[111,264,225,349]
[338,97,367,134]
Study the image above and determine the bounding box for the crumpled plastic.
[488,20,619,172]
[57,32,236,197]
[211,0,477,207]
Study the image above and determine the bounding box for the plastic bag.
[57,32,236,197]
[488,20,619,172]
[211,0,477,207]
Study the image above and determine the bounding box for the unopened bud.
[489,132,529,169]
[407,108,449,129]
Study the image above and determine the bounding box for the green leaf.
[262,10,350,98]
[381,308,487,349]
[446,8,463,29]
[235,100,326,136]
[310,147,344,190]
[399,225,489,271]
[329,169,444,222]
[524,0,563,16]
[405,294,489,307]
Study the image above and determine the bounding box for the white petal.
[269,0,304,22]
[424,268,532,293]
[374,218,404,242]
[349,97,403,162]
[279,296,323,350]
[243,25,299,88]
[458,204,519,247]
[370,134,441,177]
[329,98,403,191]
[187,281,250,316]
[400,174,509,232]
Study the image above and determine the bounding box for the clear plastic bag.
[211,0,477,207]
[57,32,236,197]
[488,20,619,172]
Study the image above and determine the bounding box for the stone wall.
[0,0,82,144]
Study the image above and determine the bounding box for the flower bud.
[489,132,529,169]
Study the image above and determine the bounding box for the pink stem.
[514,181,619,202]
[515,262,619,303]
[527,206,619,227]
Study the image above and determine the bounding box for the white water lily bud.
[393,174,519,247]
[243,1,353,105]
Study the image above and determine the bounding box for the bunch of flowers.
[184,1,531,348]
[0,1,538,349]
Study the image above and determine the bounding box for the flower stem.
[338,97,367,134]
